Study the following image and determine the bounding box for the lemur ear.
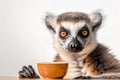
[45,12,56,33]
[89,11,102,32]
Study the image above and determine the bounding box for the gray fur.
[83,43,120,79]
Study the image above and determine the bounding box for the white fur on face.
[58,21,86,50]
[61,21,86,37]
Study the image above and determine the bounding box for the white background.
[0,0,120,77]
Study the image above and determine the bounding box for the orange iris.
[60,32,67,37]
[82,31,88,36]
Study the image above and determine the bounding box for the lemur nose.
[71,42,79,49]
[68,38,83,52]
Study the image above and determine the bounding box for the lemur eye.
[60,31,67,37]
[78,26,89,38]
[82,30,88,36]
[59,27,70,39]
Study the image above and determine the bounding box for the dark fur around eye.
[59,27,70,39]
[78,26,89,38]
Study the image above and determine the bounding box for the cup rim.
[37,62,68,64]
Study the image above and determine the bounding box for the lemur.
[19,10,120,79]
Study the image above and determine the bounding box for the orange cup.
[37,62,68,79]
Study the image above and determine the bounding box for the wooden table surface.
[0,77,41,80]
[0,77,70,80]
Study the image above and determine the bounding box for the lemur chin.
[19,10,120,79]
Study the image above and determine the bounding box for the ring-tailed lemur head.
[45,11,102,55]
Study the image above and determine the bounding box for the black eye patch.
[59,27,70,39]
[78,26,89,38]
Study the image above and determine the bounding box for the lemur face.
[58,21,90,52]
[45,11,102,53]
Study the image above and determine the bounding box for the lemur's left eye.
[60,31,67,37]
[82,30,88,36]
[78,27,89,38]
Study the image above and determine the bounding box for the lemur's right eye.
[59,27,70,39]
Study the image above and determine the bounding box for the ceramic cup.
[37,62,68,79]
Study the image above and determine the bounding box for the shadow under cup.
[37,62,68,79]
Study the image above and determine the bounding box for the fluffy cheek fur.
[83,33,97,54]
[77,33,97,58]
